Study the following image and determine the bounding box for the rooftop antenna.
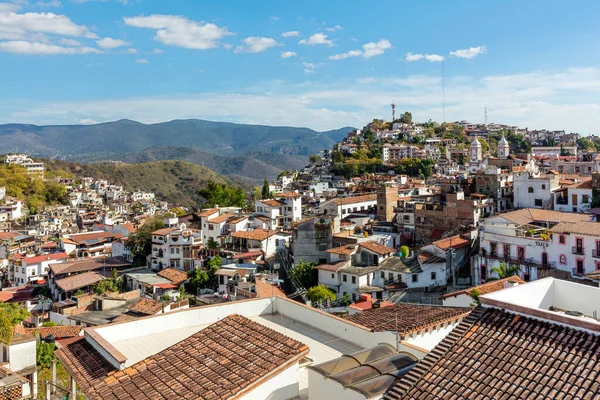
[442,61,445,123]
[484,106,488,125]
[391,102,396,122]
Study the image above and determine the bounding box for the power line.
[442,61,445,123]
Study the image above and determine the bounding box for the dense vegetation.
[198,180,246,208]
[0,164,70,214]
[45,159,233,206]
[126,217,165,264]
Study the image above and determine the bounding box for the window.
[534,199,542,207]
[331,273,334,279]
[170,248,174,254]
[528,187,534,193]
[351,276,356,284]
[559,235,566,244]
[431,272,437,280]
[559,254,567,264]
[583,195,590,204]
[490,242,497,256]
[411,274,418,283]
[208,224,214,230]
[380,271,385,279]
[343,274,347,282]
[352,293,357,301]
[480,265,487,282]
[219,275,225,284]
[503,244,510,257]
[388,272,393,280]
[541,184,546,189]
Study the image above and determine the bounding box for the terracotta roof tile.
[315,261,349,272]
[439,276,525,299]
[55,314,308,400]
[549,221,600,237]
[50,256,131,275]
[26,325,83,339]
[433,234,471,250]
[21,252,67,265]
[260,199,285,207]
[231,229,281,241]
[55,271,105,292]
[277,192,302,198]
[330,194,377,206]
[65,231,118,244]
[345,303,471,334]
[254,281,286,298]
[497,208,592,225]
[197,208,219,218]
[325,244,358,255]
[151,228,177,236]
[128,298,163,315]
[359,241,395,255]
[207,212,236,224]
[156,267,187,286]
[384,307,600,399]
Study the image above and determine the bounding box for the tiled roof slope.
[384,307,600,399]
[56,314,308,400]
[439,276,525,300]
[346,303,471,335]
[156,267,187,286]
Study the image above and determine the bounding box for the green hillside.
[44,159,234,207]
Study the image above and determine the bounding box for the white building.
[513,171,560,209]
[130,191,155,202]
[531,146,577,158]
[14,252,67,286]
[319,193,377,220]
[474,208,593,283]
[554,179,592,213]
[230,229,290,259]
[149,224,202,271]
[0,330,37,398]
[548,221,600,276]
[5,154,44,177]
[254,192,302,229]
[0,198,23,220]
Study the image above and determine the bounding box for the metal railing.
[572,246,585,255]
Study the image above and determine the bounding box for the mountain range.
[0,118,352,183]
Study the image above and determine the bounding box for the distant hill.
[118,147,308,185]
[0,119,353,159]
[45,159,233,207]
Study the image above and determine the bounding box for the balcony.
[480,252,556,269]
[556,197,568,205]
[593,250,600,258]
[572,246,585,255]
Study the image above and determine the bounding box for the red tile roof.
[315,261,349,272]
[197,208,219,218]
[55,271,105,292]
[325,244,358,255]
[21,252,67,265]
[260,199,285,207]
[65,231,118,244]
[231,251,263,260]
[330,194,377,206]
[128,298,163,315]
[384,307,600,399]
[151,227,177,236]
[156,267,188,286]
[433,234,471,250]
[207,212,236,224]
[26,325,83,339]
[56,314,308,400]
[231,229,281,241]
[0,291,13,302]
[359,241,395,255]
[255,280,286,298]
[345,303,471,335]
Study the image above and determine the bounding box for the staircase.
[277,248,308,303]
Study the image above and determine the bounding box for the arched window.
[528,187,534,193]
[559,235,565,244]
[559,254,567,264]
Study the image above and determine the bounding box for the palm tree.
[206,238,219,250]
[490,262,520,280]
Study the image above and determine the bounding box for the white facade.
[255,194,302,229]
[15,253,67,285]
[150,225,201,271]
[554,186,592,213]
[513,173,559,209]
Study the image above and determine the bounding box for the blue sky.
[1,0,600,132]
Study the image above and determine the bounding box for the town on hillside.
[2,115,600,399]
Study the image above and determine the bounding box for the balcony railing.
[572,246,585,255]
[572,268,585,276]
[481,252,556,269]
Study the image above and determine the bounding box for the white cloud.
[78,118,97,124]
[361,39,391,58]
[425,54,444,62]
[405,52,424,61]
[299,32,333,46]
[449,45,487,59]
[9,67,600,135]
[329,39,392,60]
[59,38,80,46]
[269,16,280,21]
[329,49,362,60]
[281,30,299,37]
[36,0,62,7]
[405,52,444,62]
[123,14,233,50]
[126,47,136,53]
[0,40,101,54]
[280,51,296,59]
[234,36,278,54]
[96,37,129,49]
[0,8,98,41]
[152,48,163,54]
[135,58,148,63]
[324,24,342,32]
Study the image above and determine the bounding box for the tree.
[399,245,410,259]
[36,342,56,368]
[592,188,600,208]
[42,321,59,327]
[206,237,219,250]
[468,288,481,306]
[332,151,345,164]
[0,303,30,344]
[199,181,246,208]
[490,262,520,280]
[186,268,209,294]
[126,217,165,263]
[206,255,222,288]
[309,154,320,164]
[338,293,351,306]
[399,112,412,124]
[261,178,270,200]
[253,186,262,201]
[307,285,336,304]
[578,137,594,151]
[290,261,318,289]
